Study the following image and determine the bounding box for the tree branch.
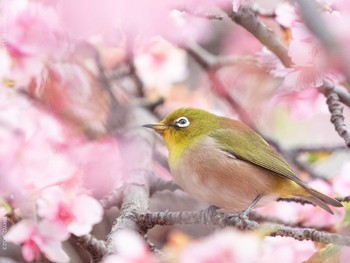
[73,234,107,263]
[99,186,125,210]
[323,85,350,147]
[141,209,350,246]
[105,178,150,243]
[227,7,292,67]
[105,107,157,256]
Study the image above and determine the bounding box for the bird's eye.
[175,117,190,128]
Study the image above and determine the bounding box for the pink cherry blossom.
[257,48,286,77]
[270,87,328,120]
[169,0,230,11]
[260,236,316,263]
[282,23,325,90]
[0,51,11,80]
[30,62,111,136]
[321,3,350,79]
[104,230,155,263]
[56,0,185,46]
[288,23,325,67]
[282,20,343,91]
[5,219,69,262]
[134,37,188,93]
[282,67,324,90]
[37,186,103,236]
[179,229,260,263]
[168,6,214,43]
[340,246,350,263]
[2,0,66,85]
[256,201,301,224]
[68,138,123,198]
[0,89,76,204]
[275,2,299,28]
[5,0,64,57]
[225,26,262,55]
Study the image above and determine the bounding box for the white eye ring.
[175,117,190,128]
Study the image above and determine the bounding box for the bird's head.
[143,108,220,148]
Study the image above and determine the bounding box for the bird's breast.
[169,137,280,212]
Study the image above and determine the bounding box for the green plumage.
[212,118,303,186]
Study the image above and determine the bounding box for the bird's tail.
[302,187,343,214]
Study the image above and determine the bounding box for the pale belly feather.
[170,137,280,212]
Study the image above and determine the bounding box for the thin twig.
[336,196,350,203]
[139,97,165,112]
[149,177,181,195]
[154,151,170,171]
[249,211,334,232]
[291,145,349,154]
[129,61,145,97]
[279,196,350,204]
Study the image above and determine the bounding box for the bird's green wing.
[210,118,304,185]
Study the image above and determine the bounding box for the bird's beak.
[143,123,168,135]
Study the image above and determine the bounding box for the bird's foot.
[201,205,219,224]
[225,210,249,221]
[242,195,262,218]
[227,195,263,221]
[236,209,251,220]
[224,210,253,229]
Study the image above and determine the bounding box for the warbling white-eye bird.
[144,108,343,216]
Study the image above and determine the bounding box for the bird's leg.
[237,195,262,219]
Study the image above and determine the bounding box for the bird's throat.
[164,132,203,169]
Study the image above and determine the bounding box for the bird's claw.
[202,205,219,224]
[226,209,251,221]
